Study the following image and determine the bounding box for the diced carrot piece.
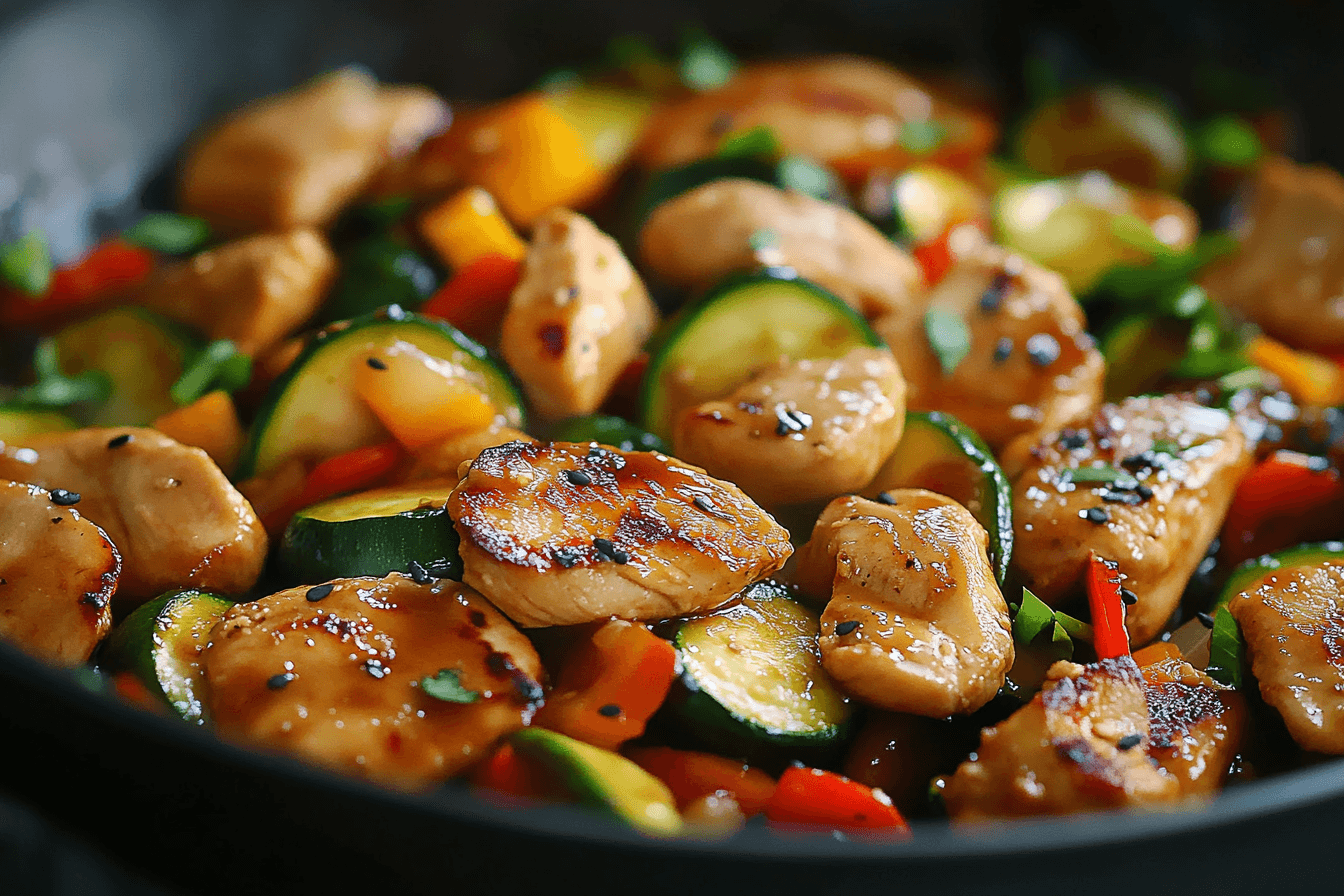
[1132,641,1183,668]
[418,187,527,271]
[354,341,498,450]
[626,747,777,816]
[152,390,245,474]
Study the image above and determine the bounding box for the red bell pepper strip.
[1086,552,1131,660]
[626,747,777,816]
[259,441,405,534]
[1220,450,1344,566]
[911,228,954,287]
[0,240,154,329]
[418,253,521,344]
[764,766,910,834]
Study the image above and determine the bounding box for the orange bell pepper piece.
[418,187,527,271]
[152,390,245,475]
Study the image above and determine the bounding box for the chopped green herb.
[1063,464,1137,486]
[1092,232,1238,303]
[1205,606,1245,688]
[0,230,53,297]
[4,340,111,410]
[1163,283,1209,319]
[420,668,480,704]
[169,339,252,406]
[923,307,971,376]
[123,213,211,255]
[1054,610,1094,643]
[1012,588,1073,662]
[776,155,841,201]
[748,228,780,252]
[898,120,947,155]
[1196,115,1264,169]
[1149,439,1183,458]
[717,125,781,160]
[678,29,737,91]
[1109,213,1175,258]
[1216,366,1268,392]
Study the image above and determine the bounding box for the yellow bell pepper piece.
[418,187,527,271]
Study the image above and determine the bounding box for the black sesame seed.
[978,271,1011,312]
[364,659,388,679]
[597,703,622,718]
[1083,507,1109,525]
[1117,733,1142,751]
[1059,430,1088,450]
[408,560,432,585]
[693,496,714,513]
[51,517,62,524]
[1120,588,1138,606]
[553,548,580,569]
[834,620,861,636]
[564,469,592,486]
[81,591,107,608]
[876,491,897,506]
[515,675,545,704]
[486,652,516,676]
[306,583,334,603]
[107,433,132,449]
[1101,489,1143,505]
[1025,333,1061,366]
[49,489,80,506]
[366,357,388,370]
[992,337,1013,364]
[1063,743,1092,765]
[1135,484,1154,501]
[774,406,812,436]
[267,673,293,690]
[594,537,629,564]
[1196,611,1215,629]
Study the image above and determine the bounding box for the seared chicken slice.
[872,242,1104,452]
[501,209,658,420]
[448,441,792,627]
[672,346,906,507]
[1141,654,1246,796]
[639,179,924,319]
[944,657,1179,819]
[0,480,118,665]
[179,68,449,232]
[137,230,337,357]
[0,428,267,604]
[1227,560,1344,753]
[1202,156,1344,353]
[1011,395,1250,645]
[203,574,540,790]
[795,492,1013,716]
[398,425,535,484]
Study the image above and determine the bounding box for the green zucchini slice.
[1215,542,1344,611]
[102,589,233,723]
[237,307,525,478]
[666,581,854,766]
[864,411,1013,585]
[510,728,682,837]
[640,271,884,439]
[278,482,462,585]
[0,408,76,442]
[547,414,669,454]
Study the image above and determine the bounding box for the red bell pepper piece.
[470,743,555,800]
[626,747,777,816]
[259,441,405,534]
[764,766,910,835]
[419,253,521,344]
[1220,450,1344,566]
[1086,552,1131,660]
[911,228,954,287]
[0,239,154,329]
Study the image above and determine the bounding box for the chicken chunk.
[179,68,450,232]
[203,574,540,789]
[501,209,658,420]
[872,242,1104,452]
[1201,156,1344,353]
[1011,396,1250,645]
[448,441,792,627]
[136,230,336,357]
[0,428,267,604]
[1141,654,1247,795]
[398,425,535,484]
[639,179,924,319]
[0,480,118,665]
[672,346,905,507]
[795,492,1013,716]
[1227,559,1344,753]
[944,657,1179,819]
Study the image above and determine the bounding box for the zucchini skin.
[1215,541,1344,611]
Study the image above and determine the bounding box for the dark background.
[4,1,1344,894]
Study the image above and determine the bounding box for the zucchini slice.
[640,271,884,439]
[510,728,682,837]
[547,414,669,454]
[0,408,76,442]
[666,581,854,766]
[102,589,233,723]
[54,307,194,426]
[237,307,525,478]
[277,482,462,585]
[1214,542,1344,611]
[865,411,1013,584]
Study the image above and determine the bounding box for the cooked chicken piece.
[1227,559,1344,753]
[944,657,1179,819]
[203,574,540,789]
[1140,654,1246,795]
[672,346,905,507]
[448,441,792,627]
[637,56,993,176]
[179,68,449,232]
[136,230,336,357]
[872,242,1104,452]
[1011,395,1250,645]
[1202,156,1344,353]
[639,179,924,319]
[501,209,658,420]
[0,480,118,665]
[0,428,267,604]
[795,492,1013,716]
[398,425,535,484]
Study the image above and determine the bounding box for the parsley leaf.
[123,213,210,255]
[923,307,971,376]
[0,230,53,297]
[420,668,480,704]
[4,340,111,410]
[1062,464,1137,486]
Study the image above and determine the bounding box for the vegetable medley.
[5,33,1344,839]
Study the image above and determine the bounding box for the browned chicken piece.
[944,657,1180,819]
[1201,156,1344,354]
[203,574,540,790]
[639,179,924,319]
[449,441,792,627]
[398,425,535,484]
[0,480,118,665]
[1140,654,1247,796]
[795,492,1013,716]
[501,209,658,420]
[637,56,993,176]
[872,242,1104,452]
[179,68,449,232]
[137,230,337,357]
[1011,395,1250,645]
[672,346,906,507]
[1227,559,1344,753]
[0,428,267,605]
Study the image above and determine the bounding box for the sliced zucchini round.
[102,589,234,723]
[237,307,525,478]
[0,408,76,442]
[864,411,1013,584]
[548,414,669,454]
[1214,541,1344,611]
[277,482,462,585]
[666,580,854,766]
[640,271,884,439]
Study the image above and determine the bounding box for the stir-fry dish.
[4,34,1344,839]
